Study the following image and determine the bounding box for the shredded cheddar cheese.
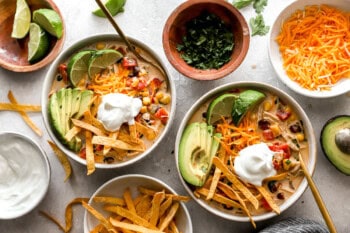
[276,5,350,91]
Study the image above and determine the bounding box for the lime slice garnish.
[67,50,95,87]
[28,23,49,63]
[207,93,238,125]
[88,49,123,78]
[11,0,31,39]
[93,0,126,17]
[32,8,63,39]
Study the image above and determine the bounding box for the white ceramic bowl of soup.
[175,81,317,224]
[268,0,350,98]
[83,174,193,233]
[0,132,50,219]
[42,34,176,170]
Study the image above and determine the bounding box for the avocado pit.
[335,128,350,154]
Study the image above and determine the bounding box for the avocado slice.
[232,90,265,126]
[320,115,350,175]
[48,88,93,152]
[178,122,221,186]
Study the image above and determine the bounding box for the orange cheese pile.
[276,5,350,91]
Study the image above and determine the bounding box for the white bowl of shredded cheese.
[268,0,350,98]
[0,132,50,219]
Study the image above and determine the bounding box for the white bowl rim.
[83,174,193,233]
[41,33,176,169]
[0,131,51,220]
[174,81,317,222]
[268,0,350,98]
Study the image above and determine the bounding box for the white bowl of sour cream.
[0,132,50,219]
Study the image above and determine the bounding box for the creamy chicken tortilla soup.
[48,41,171,165]
[178,88,308,223]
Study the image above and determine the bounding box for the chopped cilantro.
[253,0,268,13]
[250,14,270,36]
[176,12,234,70]
[232,0,254,9]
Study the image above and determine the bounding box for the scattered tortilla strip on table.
[47,140,72,182]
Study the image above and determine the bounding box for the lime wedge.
[67,50,95,87]
[28,23,49,63]
[93,0,126,17]
[11,0,31,39]
[32,8,63,39]
[88,49,123,78]
[207,93,237,125]
[232,90,266,126]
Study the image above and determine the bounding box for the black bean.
[258,119,271,130]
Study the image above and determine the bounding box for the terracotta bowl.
[162,0,250,81]
[0,0,65,72]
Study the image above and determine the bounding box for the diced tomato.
[269,143,291,159]
[122,57,137,68]
[94,144,103,152]
[276,109,291,121]
[272,158,281,170]
[58,64,68,83]
[154,107,169,124]
[263,129,275,140]
[79,148,86,159]
[261,198,272,211]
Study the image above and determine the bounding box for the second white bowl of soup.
[42,34,175,172]
[175,81,316,227]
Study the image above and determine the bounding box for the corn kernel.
[263,101,272,111]
[96,42,106,50]
[296,133,305,142]
[142,97,151,106]
[140,106,148,114]
[131,78,139,87]
[283,159,292,170]
[289,114,296,121]
[159,94,171,105]
[155,91,164,99]
[270,124,281,136]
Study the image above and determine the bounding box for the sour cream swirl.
[234,143,277,186]
[97,93,142,132]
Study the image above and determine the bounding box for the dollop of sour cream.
[0,134,49,219]
[97,93,142,132]
[234,143,277,186]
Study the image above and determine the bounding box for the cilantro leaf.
[249,14,270,36]
[232,0,254,9]
[253,0,268,13]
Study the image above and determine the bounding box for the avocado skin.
[320,115,350,175]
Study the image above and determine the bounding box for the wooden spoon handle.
[299,154,337,233]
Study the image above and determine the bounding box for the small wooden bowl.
[0,0,65,72]
[163,0,250,81]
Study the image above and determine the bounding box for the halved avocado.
[320,115,350,175]
[178,122,221,186]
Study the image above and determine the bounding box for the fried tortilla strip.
[129,124,137,141]
[90,223,109,233]
[47,140,72,182]
[0,103,41,112]
[216,182,240,201]
[138,187,190,202]
[123,187,136,213]
[195,188,242,209]
[207,146,226,200]
[83,110,108,134]
[104,205,158,230]
[86,130,95,175]
[135,121,157,140]
[64,126,82,142]
[71,118,105,136]
[82,201,117,233]
[263,172,289,182]
[40,198,89,233]
[135,195,152,219]
[150,191,165,226]
[7,91,42,136]
[159,197,173,217]
[109,218,164,233]
[256,186,280,214]
[103,131,119,155]
[158,202,179,231]
[169,221,180,233]
[231,189,256,229]
[93,196,126,206]
[92,136,145,152]
[212,157,259,209]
